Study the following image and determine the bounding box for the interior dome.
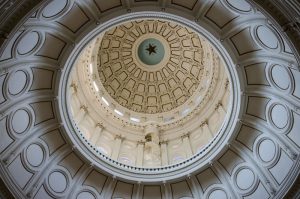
[68,17,231,168]
[97,19,223,115]
[1,0,300,198]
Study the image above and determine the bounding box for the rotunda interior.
[0,0,300,198]
[69,18,231,168]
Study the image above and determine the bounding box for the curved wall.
[0,0,300,198]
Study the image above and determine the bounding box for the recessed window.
[130,117,140,122]
[196,95,202,103]
[101,97,109,106]
[89,63,93,73]
[182,108,190,116]
[119,156,132,165]
[164,116,174,122]
[114,109,124,116]
[93,81,99,92]
[97,146,108,156]
[172,155,185,163]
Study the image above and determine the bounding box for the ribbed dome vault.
[0,0,300,199]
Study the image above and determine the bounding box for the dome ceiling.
[68,18,230,168]
[98,19,207,114]
[0,0,300,199]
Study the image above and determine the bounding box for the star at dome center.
[146,43,157,55]
[137,38,165,66]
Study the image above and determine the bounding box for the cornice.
[0,177,14,199]
[250,0,300,68]
[0,0,42,46]
[285,173,300,199]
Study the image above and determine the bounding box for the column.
[111,135,122,160]
[90,123,103,145]
[102,177,117,198]
[162,183,171,199]
[216,103,226,119]
[70,82,77,95]
[69,83,78,115]
[225,79,230,91]
[133,183,143,199]
[160,141,168,166]
[75,105,87,123]
[202,121,213,138]
[136,142,144,167]
[182,135,193,157]
[144,123,161,167]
